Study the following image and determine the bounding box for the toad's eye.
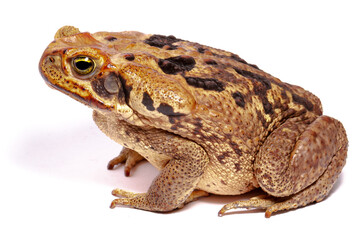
[72,56,95,75]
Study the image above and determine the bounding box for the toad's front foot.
[107,148,144,176]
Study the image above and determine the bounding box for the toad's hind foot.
[107,148,145,176]
[218,192,317,218]
[218,196,276,217]
[218,195,304,218]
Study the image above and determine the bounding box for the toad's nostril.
[49,56,55,63]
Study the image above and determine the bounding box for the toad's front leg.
[93,111,209,212]
[110,139,209,212]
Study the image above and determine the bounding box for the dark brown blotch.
[230,54,248,65]
[217,154,226,164]
[256,109,269,128]
[248,63,260,70]
[234,68,273,114]
[234,68,271,90]
[144,34,182,50]
[234,148,243,156]
[292,93,314,112]
[157,103,185,116]
[142,92,155,111]
[197,47,206,53]
[105,36,117,42]
[124,53,135,61]
[158,56,196,75]
[261,98,274,115]
[204,59,217,65]
[234,162,242,172]
[232,91,246,108]
[185,77,225,92]
[193,118,203,135]
[229,54,260,69]
[118,75,132,105]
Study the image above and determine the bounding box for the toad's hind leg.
[219,115,348,217]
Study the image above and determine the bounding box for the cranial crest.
[54,26,81,39]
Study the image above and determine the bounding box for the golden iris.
[72,56,95,75]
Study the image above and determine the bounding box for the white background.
[1,0,359,239]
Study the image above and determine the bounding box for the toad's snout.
[39,54,64,88]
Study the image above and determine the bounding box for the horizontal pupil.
[76,60,92,71]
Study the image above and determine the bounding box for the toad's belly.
[196,159,259,195]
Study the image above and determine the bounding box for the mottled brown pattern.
[144,34,182,50]
[158,55,196,74]
[184,77,225,92]
[39,26,348,217]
